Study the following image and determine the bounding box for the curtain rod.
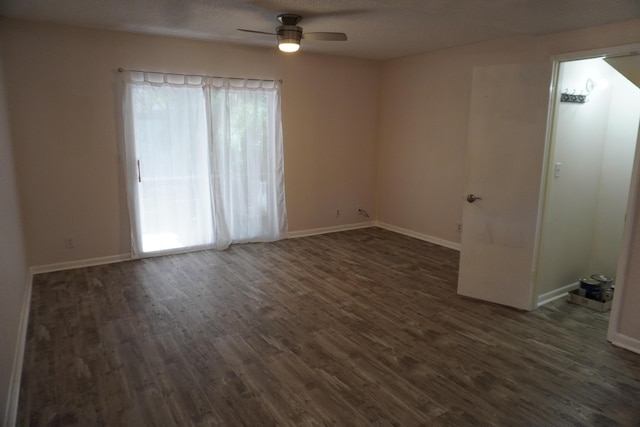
[117,67,283,84]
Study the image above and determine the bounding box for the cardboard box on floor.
[568,289,612,312]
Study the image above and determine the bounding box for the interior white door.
[457,63,552,310]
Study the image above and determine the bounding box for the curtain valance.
[119,68,280,89]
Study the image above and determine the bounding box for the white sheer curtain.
[121,71,287,257]
[207,78,287,248]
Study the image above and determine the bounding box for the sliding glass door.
[122,71,287,258]
[128,84,214,254]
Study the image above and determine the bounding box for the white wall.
[0,36,30,426]
[536,59,640,297]
[591,72,640,273]
[537,59,638,295]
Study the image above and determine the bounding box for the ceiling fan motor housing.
[277,25,302,42]
[276,13,302,43]
[277,13,302,26]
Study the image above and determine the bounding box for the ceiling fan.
[238,14,347,53]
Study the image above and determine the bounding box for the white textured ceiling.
[1,0,639,60]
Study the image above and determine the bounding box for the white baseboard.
[288,221,376,238]
[288,222,461,253]
[609,332,640,355]
[30,254,132,275]
[31,224,455,273]
[536,281,580,307]
[4,273,33,427]
[375,222,461,251]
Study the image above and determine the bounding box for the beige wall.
[0,19,380,266]
[378,20,640,338]
[377,36,537,243]
[378,22,640,245]
[0,36,29,425]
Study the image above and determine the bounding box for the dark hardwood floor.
[17,227,640,426]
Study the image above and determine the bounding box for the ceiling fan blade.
[237,29,277,36]
[302,32,347,41]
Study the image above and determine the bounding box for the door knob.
[466,194,482,203]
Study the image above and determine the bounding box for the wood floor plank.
[17,227,640,426]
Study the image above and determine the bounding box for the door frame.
[532,43,640,349]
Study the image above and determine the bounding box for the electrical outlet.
[64,237,74,249]
[457,224,462,233]
[336,209,341,218]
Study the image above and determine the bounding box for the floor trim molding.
[537,282,580,307]
[4,273,33,427]
[31,223,457,273]
[30,254,132,275]
[609,332,640,355]
[288,222,376,238]
[375,222,461,251]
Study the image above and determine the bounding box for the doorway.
[535,55,640,306]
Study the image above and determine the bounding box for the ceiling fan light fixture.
[277,26,302,53]
[278,40,300,52]
[239,13,347,54]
